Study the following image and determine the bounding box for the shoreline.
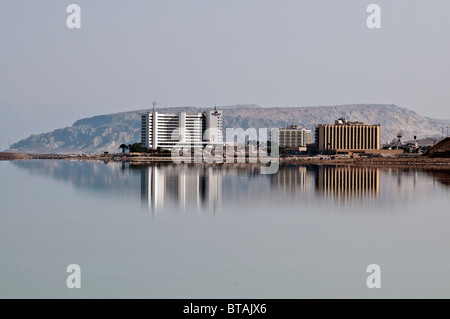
[1,152,450,168]
[280,156,450,167]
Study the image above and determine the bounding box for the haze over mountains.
[8,104,450,154]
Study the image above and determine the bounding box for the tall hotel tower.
[141,105,223,149]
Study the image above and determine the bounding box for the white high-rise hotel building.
[141,108,223,149]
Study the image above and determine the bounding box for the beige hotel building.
[315,118,381,152]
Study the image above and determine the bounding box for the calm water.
[0,160,449,298]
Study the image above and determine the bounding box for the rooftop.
[334,117,364,125]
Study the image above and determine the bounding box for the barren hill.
[8,104,449,154]
[425,137,450,158]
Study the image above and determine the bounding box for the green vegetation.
[126,143,171,155]
[128,143,148,153]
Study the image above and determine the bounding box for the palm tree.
[119,144,128,154]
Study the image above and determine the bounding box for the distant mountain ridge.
[9,104,450,154]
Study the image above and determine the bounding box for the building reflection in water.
[141,165,222,212]
[314,166,380,201]
[270,166,312,192]
[141,164,383,211]
[10,161,449,213]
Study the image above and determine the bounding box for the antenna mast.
[153,101,157,113]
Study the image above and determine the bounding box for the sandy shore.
[1,152,450,168]
[280,156,450,167]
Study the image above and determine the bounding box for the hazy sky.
[1,0,450,149]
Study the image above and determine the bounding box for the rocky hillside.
[425,137,450,158]
[9,104,450,154]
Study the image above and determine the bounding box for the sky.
[1,0,450,150]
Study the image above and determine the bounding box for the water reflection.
[10,160,450,212]
[270,166,312,192]
[314,166,380,201]
[427,169,450,187]
[141,165,222,212]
